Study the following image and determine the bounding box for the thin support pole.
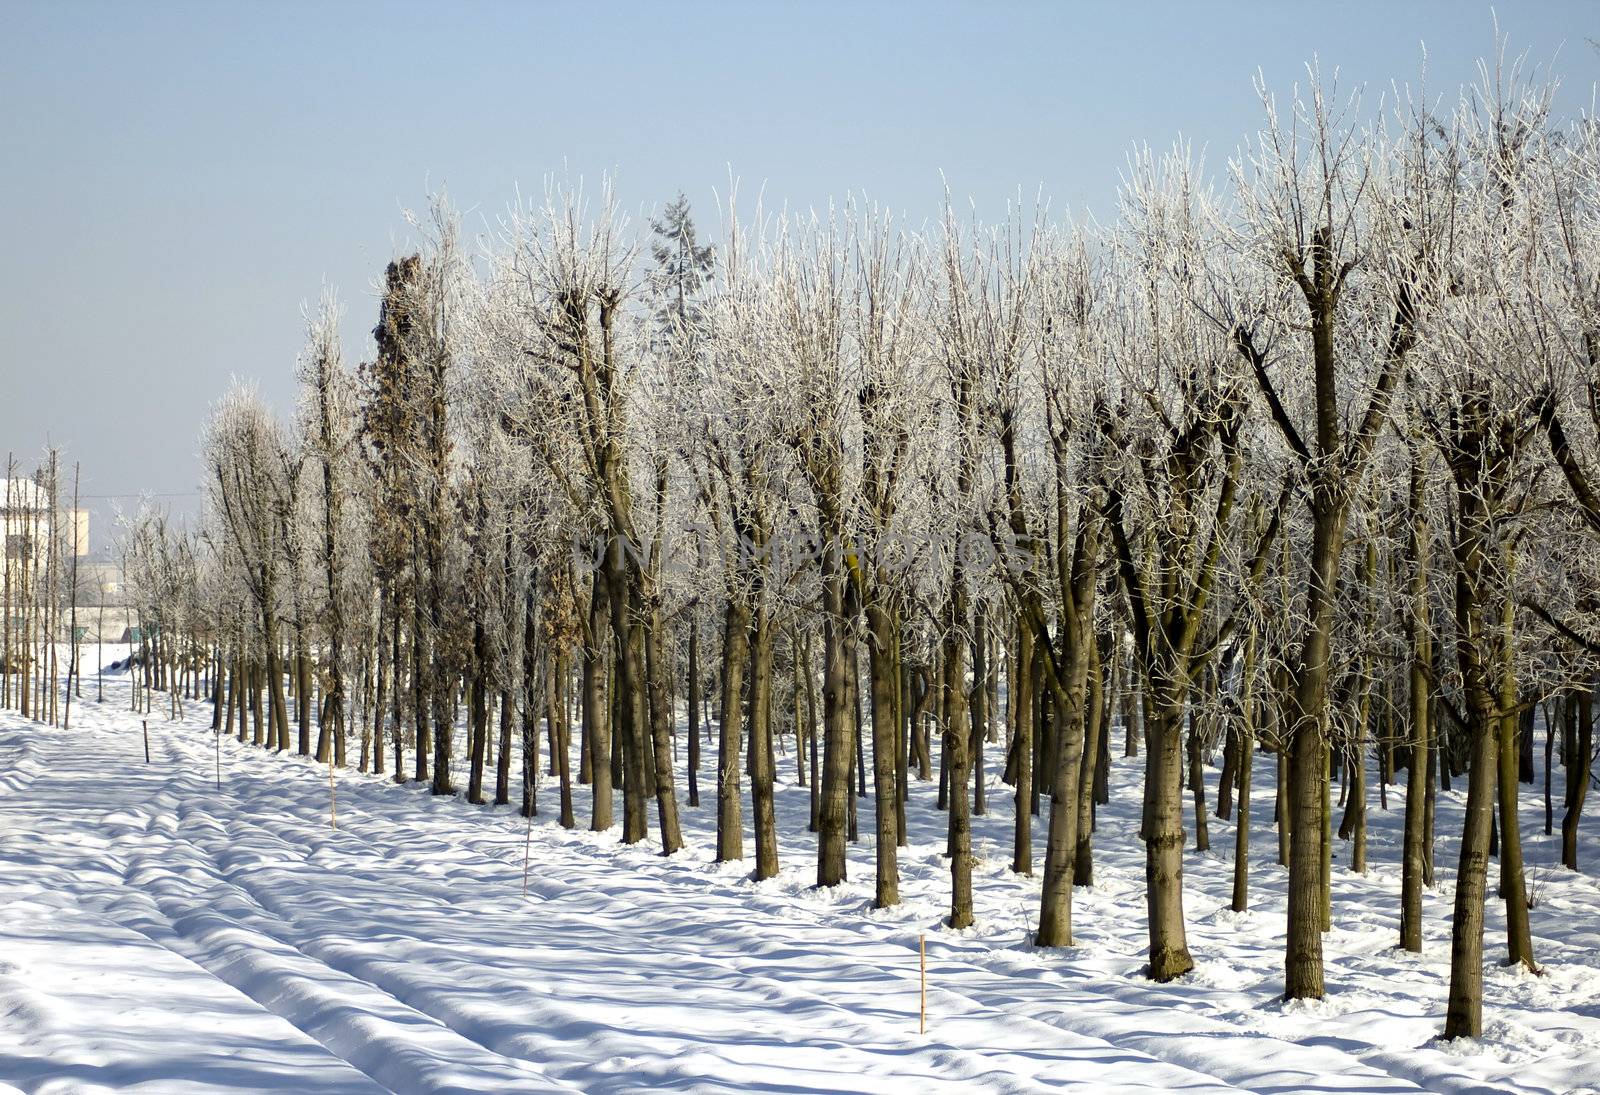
[523,805,534,898]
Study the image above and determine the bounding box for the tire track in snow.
[10,685,1587,1094]
[172,759,1239,1093]
[370,771,1426,1095]
[185,714,1410,1094]
[0,724,574,1095]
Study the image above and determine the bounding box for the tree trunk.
[1562,690,1591,871]
[1012,616,1035,875]
[1144,704,1194,980]
[298,644,313,757]
[1037,599,1093,946]
[793,635,807,789]
[748,605,778,880]
[943,581,974,930]
[805,633,821,834]
[687,618,701,807]
[467,622,489,805]
[550,653,575,828]
[608,556,649,844]
[892,629,908,846]
[1401,464,1432,949]
[1232,628,1258,913]
[1074,629,1101,883]
[644,597,683,855]
[521,639,541,819]
[264,616,290,753]
[867,595,900,907]
[428,625,452,796]
[1282,497,1345,1001]
[495,688,514,807]
[1232,718,1254,913]
[816,562,856,887]
[371,596,388,776]
[1188,724,1210,852]
[1346,718,1368,874]
[973,608,990,819]
[1543,702,1555,837]
[223,654,238,741]
[248,657,261,745]
[1495,583,1534,971]
[583,576,612,830]
[718,601,748,862]
[1217,719,1238,821]
[411,588,429,785]
[1443,710,1498,1039]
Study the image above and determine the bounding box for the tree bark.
[1562,690,1591,870]
[550,652,575,828]
[1232,628,1258,913]
[816,555,856,887]
[644,597,684,854]
[1188,724,1211,853]
[1012,616,1035,875]
[1401,623,1432,950]
[495,688,514,807]
[687,618,701,807]
[1282,497,1345,1000]
[467,621,489,805]
[718,601,748,862]
[867,595,900,907]
[1443,708,1497,1039]
[582,575,612,830]
[1037,508,1098,946]
[943,577,974,930]
[1145,706,1194,980]
[748,604,778,879]
[608,555,649,844]
[1074,629,1102,882]
[1495,582,1534,971]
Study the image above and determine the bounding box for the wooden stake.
[522,804,533,898]
[142,719,150,764]
[919,933,926,1035]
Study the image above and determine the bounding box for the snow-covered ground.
[1,652,1597,1094]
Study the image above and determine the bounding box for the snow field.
[0,657,1597,1093]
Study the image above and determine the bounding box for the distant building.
[2,478,127,641]
[1,478,89,560]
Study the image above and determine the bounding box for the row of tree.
[1,452,97,727]
[93,50,1600,1040]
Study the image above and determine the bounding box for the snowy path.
[0,692,1233,1093]
[2,675,1598,1093]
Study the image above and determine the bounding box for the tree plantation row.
[17,49,1600,1045]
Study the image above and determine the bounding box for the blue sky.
[2,1,1596,532]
